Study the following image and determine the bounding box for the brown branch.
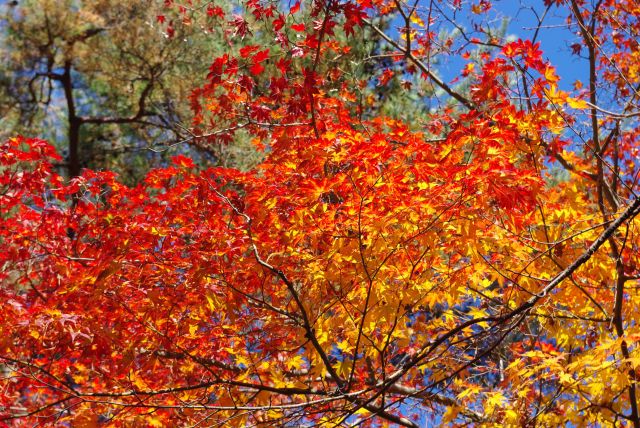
[363,18,475,109]
[384,383,484,422]
[80,78,156,125]
[149,350,242,373]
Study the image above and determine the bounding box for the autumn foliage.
[2,0,640,426]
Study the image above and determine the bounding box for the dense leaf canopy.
[2,0,640,426]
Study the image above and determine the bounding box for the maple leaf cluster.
[2,0,640,426]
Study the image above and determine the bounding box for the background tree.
[0,0,264,181]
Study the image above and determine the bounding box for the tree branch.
[363,18,475,110]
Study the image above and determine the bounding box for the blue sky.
[494,0,587,91]
[408,0,589,94]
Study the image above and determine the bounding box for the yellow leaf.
[150,226,165,236]
[337,340,352,353]
[410,14,424,26]
[130,371,148,390]
[335,359,353,378]
[287,355,305,371]
[485,391,506,414]
[457,384,480,400]
[544,65,559,84]
[545,84,567,104]
[567,96,588,109]
[189,324,199,336]
[205,293,218,312]
[504,409,519,424]
[149,417,164,427]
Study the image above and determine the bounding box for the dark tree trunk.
[60,61,81,178]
